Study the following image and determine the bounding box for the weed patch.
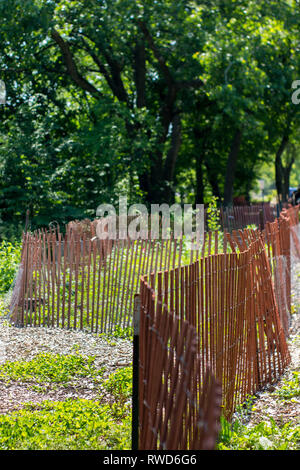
[218,415,299,450]
[0,352,104,387]
[0,398,131,450]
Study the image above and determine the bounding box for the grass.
[0,261,134,452]
[0,277,133,451]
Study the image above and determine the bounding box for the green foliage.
[0,240,22,294]
[217,416,299,450]
[0,352,104,386]
[0,297,9,318]
[0,219,24,242]
[0,399,131,450]
[104,366,132,403]
[274,372,300,400]
[206,196,221,232]
[0,353,132,449]
[0,0,299,221]
[106,325,133,340]
[218,391,300,450]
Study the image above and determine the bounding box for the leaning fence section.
[10,231,184,333]
[263,206,300,336]
[140,227,291,421]
[139,279,222,450]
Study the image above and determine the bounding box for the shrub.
[104,366,132,402]
[206,196,221,232]
[0,240,22,294]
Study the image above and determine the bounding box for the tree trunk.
[163,113,181,203]
[193,126,206,204]
[195,155,204,204]
[223,129,242,207]
[138,151,164,205]
[134,39,146,109]
[282,142,295,202]
[282,168,290,203]
[204,157,221,200]
[275,134,289,201]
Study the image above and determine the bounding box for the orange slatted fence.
[8,204,299,449]
[139,226,291,421]
[219,203,277,232]
[139,279,222,450]
[10,206,299,338]
[10,231,183,332]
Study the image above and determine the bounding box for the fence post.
[132,294,140,450]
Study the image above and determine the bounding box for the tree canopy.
[0,0,300,235]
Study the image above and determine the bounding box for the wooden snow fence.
[139,226,291,428]
[8,205,299,450]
